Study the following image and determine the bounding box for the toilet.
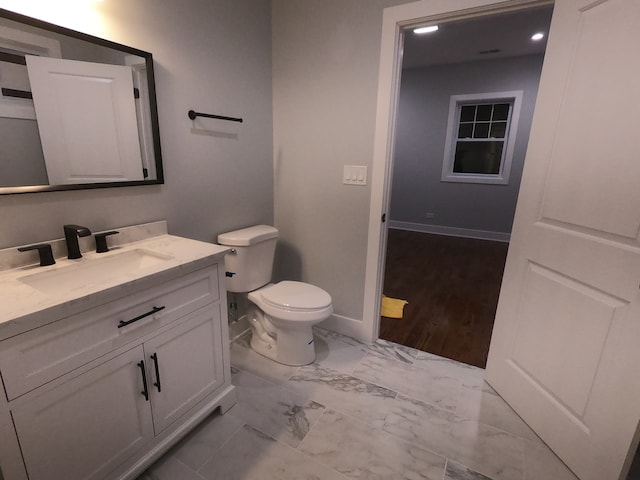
[217,225,333,366]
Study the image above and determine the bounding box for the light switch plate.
[343,165,367,185]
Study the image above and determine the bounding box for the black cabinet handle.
[150,353,162,392]
[118,306,165,328]
[137,360,149,401]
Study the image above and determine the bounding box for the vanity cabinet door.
[144,305,225,434]
[11,346,154,480]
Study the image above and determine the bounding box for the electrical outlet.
[426,212,435,219]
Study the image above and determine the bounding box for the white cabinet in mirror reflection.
[26,56,145,184]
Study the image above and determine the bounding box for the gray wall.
[2,0,415,332]
[3,0,527,334]
[391,54,545,235]
[0,0,273,249]
[0,118,46,187]
[272,0,412,323]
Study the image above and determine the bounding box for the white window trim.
[441,90,523,185]
[0,25,61,120]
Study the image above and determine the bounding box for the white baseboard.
[319,313,371,344]
[388,221,511,243]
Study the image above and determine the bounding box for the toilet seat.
[249,281,333,323]
[259,281,332,311]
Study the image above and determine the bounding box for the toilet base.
[248,309,316,366]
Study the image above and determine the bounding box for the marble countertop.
[0,232,230,341]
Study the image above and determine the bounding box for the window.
[0,25,61,120]
[441,91,523,184]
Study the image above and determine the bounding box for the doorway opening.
[377,5,553,368]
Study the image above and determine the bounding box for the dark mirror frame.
[0,8,164,195]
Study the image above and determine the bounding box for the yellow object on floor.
[381,295,408,319]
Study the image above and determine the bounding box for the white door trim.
[362,0,553,343]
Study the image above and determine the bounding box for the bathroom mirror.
[0,8,163,194]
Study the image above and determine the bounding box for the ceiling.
[402,5,554,70]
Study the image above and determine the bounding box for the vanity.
[0,221,237,480]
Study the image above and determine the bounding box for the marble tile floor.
[138,328,578,480]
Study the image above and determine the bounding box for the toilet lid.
[260,281,332,310]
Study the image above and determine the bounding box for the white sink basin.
[18,249,173,296]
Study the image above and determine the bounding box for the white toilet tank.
[217,225,278,293]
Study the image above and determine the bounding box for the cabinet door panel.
[0,404,27,480]
[12,346,153,480]
[145,305,224,433]
[26,56,143,184]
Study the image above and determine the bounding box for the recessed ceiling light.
[414,25,439,35]
[531,32,545,41]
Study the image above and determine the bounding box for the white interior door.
[26,56,144,184]
[485,1,640,479]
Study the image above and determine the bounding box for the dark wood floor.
[379,229,509,368]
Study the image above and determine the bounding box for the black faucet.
[18,243,56,266]
[64,224,92,259]
[95,230,119,253]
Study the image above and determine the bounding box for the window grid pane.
[453,141,504,174]
[460,105,476,122]
[443,92,520,184]
[490,122,507,138]
[473,122,490,138]
[452,99,513,176]
[476,104,492,121]
[457,102,511,140]
[458,123,473,138]
[493,103,510,121]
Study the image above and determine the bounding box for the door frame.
[361,0,553,343]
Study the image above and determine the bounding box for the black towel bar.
[188,109,243,123]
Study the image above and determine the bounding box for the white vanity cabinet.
[0,251,236,480]
[11,345,155,480]
[141,305,224,434]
